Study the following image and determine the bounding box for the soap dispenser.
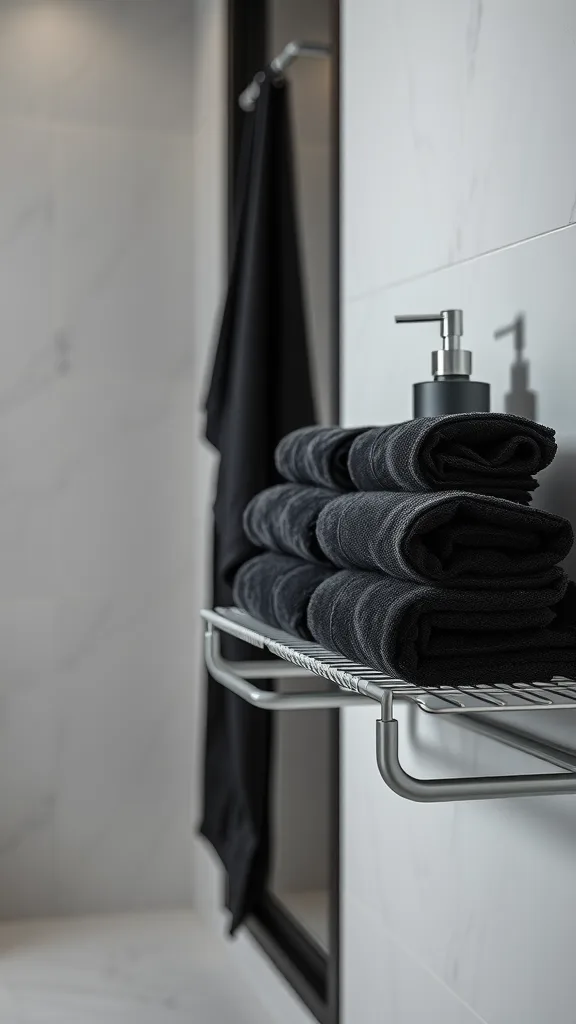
[395,309,490,417]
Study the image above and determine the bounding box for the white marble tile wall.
[343,2,576,1021]
[344,700,576,1024]
[0,0,224,915]
[344,0,576,300]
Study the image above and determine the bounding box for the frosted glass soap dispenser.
[395,309,490,417]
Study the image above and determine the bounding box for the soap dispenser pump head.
[395,309,471,379]
[395,308,490,417]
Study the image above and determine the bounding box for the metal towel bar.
[201,608,576,802]
[205,625,372,710]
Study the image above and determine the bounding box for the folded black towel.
[276,414,556,501]
[348,413,556,500]
[233,553,334,639]
[316,491,573,588]
[307,570,576,686]
[275,425,366,490]
[243,484,333,564]
[244,484,572,588]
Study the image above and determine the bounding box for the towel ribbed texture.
[232,413,576,686]
[277,413,557,501]
[244,483,572,589]
[307,570,576,686]
[275,425,366,490]
[243,484,333,564]
[316,490,572,588]
[233,552,333,640]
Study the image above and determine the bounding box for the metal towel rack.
[202,607,576,803]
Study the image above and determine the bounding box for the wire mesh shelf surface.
[202,607,576,717]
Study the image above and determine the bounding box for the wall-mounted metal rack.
[203,607,576,803]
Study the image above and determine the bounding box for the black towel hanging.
[200,70,316,933]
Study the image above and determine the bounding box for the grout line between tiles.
[346,220,576,305]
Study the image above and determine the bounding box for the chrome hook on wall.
[238,40,330,111]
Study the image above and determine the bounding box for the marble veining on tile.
[0,0,224,915]
[344,0,576,299]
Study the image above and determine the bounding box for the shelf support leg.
[375,712,576,802]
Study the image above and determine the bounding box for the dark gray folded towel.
[276,414,556,501]
[243,484,333,564]
[307,570,576,686]
[348,413,556,500]
[233,553,334,639]
[275,425,366,490]
[316,491,573,588]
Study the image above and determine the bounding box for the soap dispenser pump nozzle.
[395,309,471,378]
[395,308,490,417]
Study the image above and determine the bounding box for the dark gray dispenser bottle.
[395,309,490,417]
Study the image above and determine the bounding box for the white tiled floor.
[0,912,273,1023]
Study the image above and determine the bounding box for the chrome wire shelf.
[202,608,576,803]
[202,607,576,717]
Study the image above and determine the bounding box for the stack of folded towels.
[232,413,576,686]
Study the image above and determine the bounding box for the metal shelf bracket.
[375,716,576,802]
